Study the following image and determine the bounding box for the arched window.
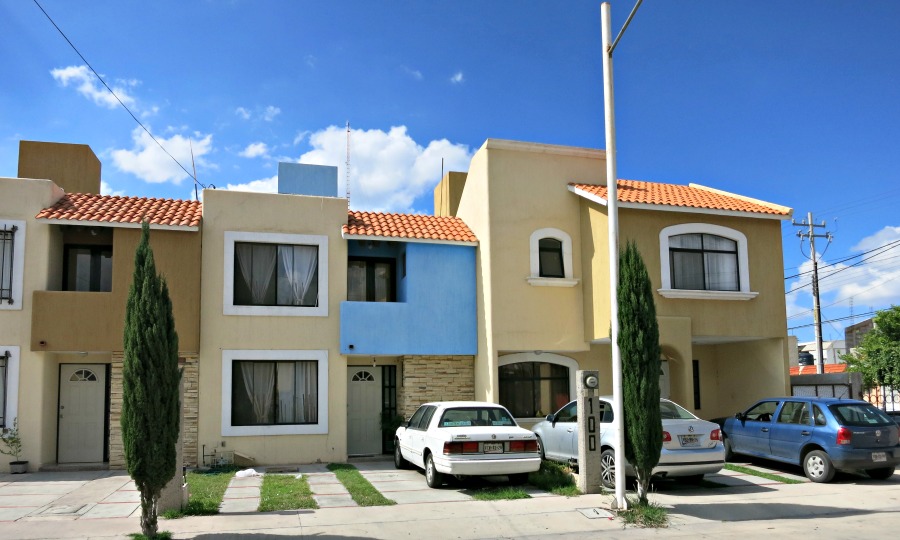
[658,223,757,300]
[498,352,578,419]
[528,228,577,287]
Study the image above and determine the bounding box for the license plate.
[678,435,700,447]
[872,452,887,462]
[483,442,504,454]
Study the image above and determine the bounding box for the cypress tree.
[122,221,181,538]
[618,240,662,504]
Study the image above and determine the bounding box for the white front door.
[347,367,382,456]
[58,364,106,463]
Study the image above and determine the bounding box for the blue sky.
[3,1,900,346]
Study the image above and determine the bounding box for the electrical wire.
[32,0,208,191]
[788,311,879,331]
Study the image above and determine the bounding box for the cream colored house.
[436,139,793,422]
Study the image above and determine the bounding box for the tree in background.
[618,240,662,504]
[122,222,181,538]
[844,306,900,403]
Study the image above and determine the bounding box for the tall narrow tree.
[618,240,662,504]
[122,221,181,538]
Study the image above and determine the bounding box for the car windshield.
[660,400,697,420]
[828,403,895,427]
[438,407,517,428]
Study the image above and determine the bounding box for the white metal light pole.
[602,0,642,511]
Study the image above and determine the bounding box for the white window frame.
[0,220,25,311]
[498,352,578,423]
[223,231,328,317]
[221,349,328,436]
[527,228,578,287]
[0,346,20,429]
[658,223,757,300]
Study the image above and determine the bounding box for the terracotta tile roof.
[36,192,202,229]
[789,363,849,376]
[343,210,477,243]
[570,180,791,217]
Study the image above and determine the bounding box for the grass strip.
[617,498,668,528]
[327,463,396,506]
[528,460,581,497]
[471,486,531,501]
[170,466,239,517]
[258,473,318,512]
[724,463,804,484]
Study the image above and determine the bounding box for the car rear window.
[828,403,895,427]
[438,407,516,428]
[660,400,697,420]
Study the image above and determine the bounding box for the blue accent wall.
[341,242,476,356]
[277,163,338,197]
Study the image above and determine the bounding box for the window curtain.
[347,261,367,301]
[704,252,738,290]
[277,245,318,306]
[236,244,277,304]
[240,362,275,424]
[295,361,318,423]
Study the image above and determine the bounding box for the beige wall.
[17,141,101,195]
[197,189,349,466]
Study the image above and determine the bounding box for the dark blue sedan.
[718,397,900,482]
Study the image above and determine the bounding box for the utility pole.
[793,212,833,374]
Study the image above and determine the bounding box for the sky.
[2,1,900,347]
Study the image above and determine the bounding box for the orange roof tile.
[789,363,849,376]
[570,180,791,217]
[343,210,477,244]
[36,193,202,229]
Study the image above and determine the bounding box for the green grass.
[470,486,531,500]
[528,460,582,497]
[258,473,318,512]
[327,463,396,506]
[724,463,804,484]
[171,466,240,517]
[617,498,668,528]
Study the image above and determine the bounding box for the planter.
[9,461,28,474]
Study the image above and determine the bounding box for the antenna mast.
[345,121,351,204]
[190,139,199,201]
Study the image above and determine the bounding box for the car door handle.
[567,428,575,433]
[761,428,769,433]
[801,431,810,436]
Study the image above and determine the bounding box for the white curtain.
[236,244,277,304]
[705,252,738,290]
[240,362,275,424]
[295,361,318,423]
[277,245,318,306]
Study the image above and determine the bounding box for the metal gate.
[790,372,862,401]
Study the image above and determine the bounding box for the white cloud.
[100,181,125,197]
[293,130,310,146]
[51,65,137,109]
[224,174,278,194]
[235,107,251,120]
[111,127,213,184]
[263,106,281,122]
[296,125,472,212]
[450,71,465,84]
[403,66,424,80]
[239,142,269,159]
[305,55,317,68]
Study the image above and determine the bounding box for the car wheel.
[509,473,529,486]
[393,441,409,470]
[803,450,836,483]
[600,449,616,489]
[425,453,444,488]
[723,436,734,462]
[535,435,546,460]
[866,467,895,480]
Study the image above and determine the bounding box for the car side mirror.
[547,414,556,425]
[734,412,744,420]
[401,420,410,428]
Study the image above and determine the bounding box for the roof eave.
[341,232,477,246]
[35,217,200,232]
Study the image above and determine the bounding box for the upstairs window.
[538,238,564,278]
[347,257,394,302]
[669,233,738,291]
[0,225,16,303]
[528,228,577,287]
[64,245,113,292]
[234,242,319,307]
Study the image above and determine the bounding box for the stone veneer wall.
[109,353,199,468]
[397,355,475,418]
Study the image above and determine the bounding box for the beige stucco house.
[435,139,793,423]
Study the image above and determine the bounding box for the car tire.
[394,441,409,470]
[865,467,895,480]
[600,448,616,489]
[723,436,734,462]
[803,450,836,483]
[425,453,444,488]
[509,473,529,486]
[536,435,546,460]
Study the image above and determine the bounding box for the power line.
[32,0,207,192]
[788,310,879,331]
[784,237,900,280]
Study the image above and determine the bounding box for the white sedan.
[531,397,725,487]
[394,401,542,488]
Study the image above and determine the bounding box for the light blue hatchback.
[717,397,900,482]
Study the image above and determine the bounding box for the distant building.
[798,340,846,365]
[845,318,875,351]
